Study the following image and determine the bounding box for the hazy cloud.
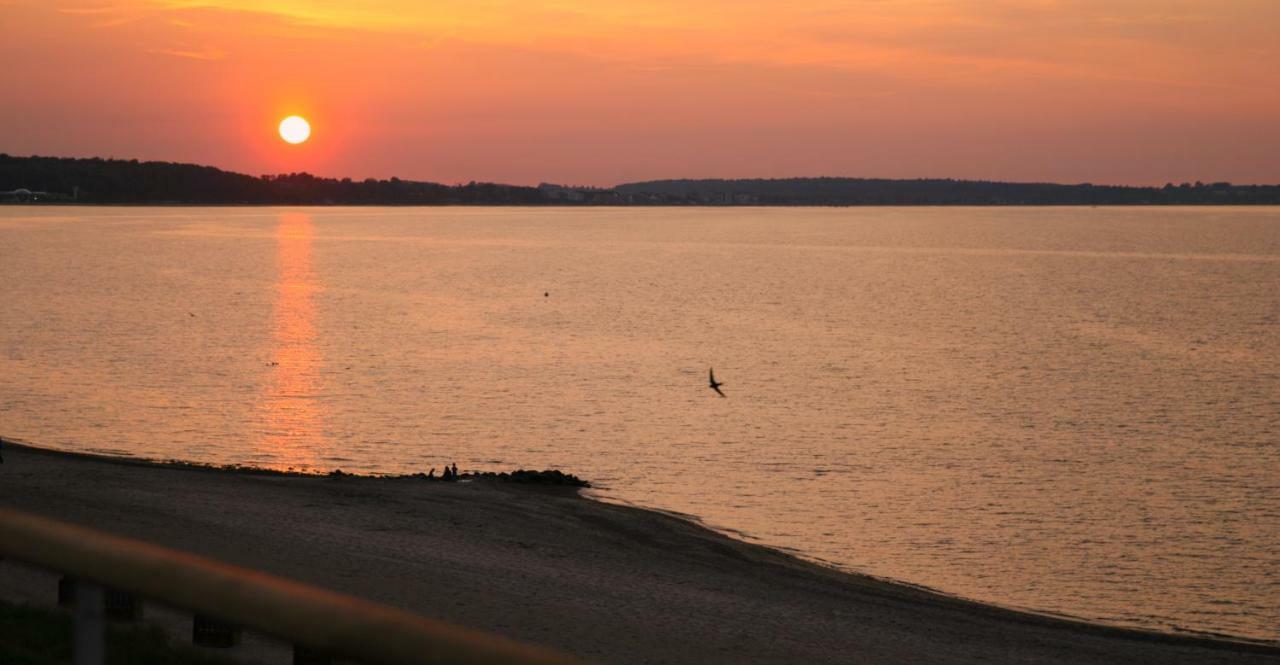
[146,46,227,60]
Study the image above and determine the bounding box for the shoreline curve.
[1,438,1276,664]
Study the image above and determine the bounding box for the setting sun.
[278,116,311,145]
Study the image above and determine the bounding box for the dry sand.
[1,441,1276,664]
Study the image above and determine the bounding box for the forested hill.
[614,177,1280,205]
[0,155,542,204]
[4,154,1280,205]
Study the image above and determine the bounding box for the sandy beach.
[0,441,1276,664]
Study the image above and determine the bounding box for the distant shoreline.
[6,201,1280,208]
[1,437,1276,663]
[6,154,1280,206]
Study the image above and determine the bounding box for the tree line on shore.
[4,154,1279,206]
[614,177,1280,205]
[0,155,542,205]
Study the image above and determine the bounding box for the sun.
[278,116,311,144]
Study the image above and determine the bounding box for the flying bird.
[709,368,726,397]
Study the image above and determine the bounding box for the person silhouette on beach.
[427,468,435,479]
[451,462,458,479]
[442,466,453,481]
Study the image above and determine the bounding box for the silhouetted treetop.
[0,155,542,205]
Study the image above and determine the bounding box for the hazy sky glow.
[3,1,1278,185]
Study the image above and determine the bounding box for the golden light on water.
[256,212,325,469]
[278,116,311,144]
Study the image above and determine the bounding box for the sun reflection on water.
[256,212,326,469]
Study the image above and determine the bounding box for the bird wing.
[712,384,726,397]
[709,367,716,384]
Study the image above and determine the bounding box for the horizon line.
[4,152,1279,191]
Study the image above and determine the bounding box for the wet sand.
[1,441,1276,664]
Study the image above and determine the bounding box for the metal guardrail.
[0,508,583,665]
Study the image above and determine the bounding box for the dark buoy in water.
[544,292,549,297]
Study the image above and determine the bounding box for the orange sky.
[3,1,1278,185]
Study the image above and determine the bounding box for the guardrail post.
[74,579,105,665]
[58,575,77,607]
[193,614,241,647]
[104,588,141,621]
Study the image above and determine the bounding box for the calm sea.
[2,206,1277,641]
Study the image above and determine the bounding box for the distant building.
[537,183,606,203]
[0,188,50,202]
